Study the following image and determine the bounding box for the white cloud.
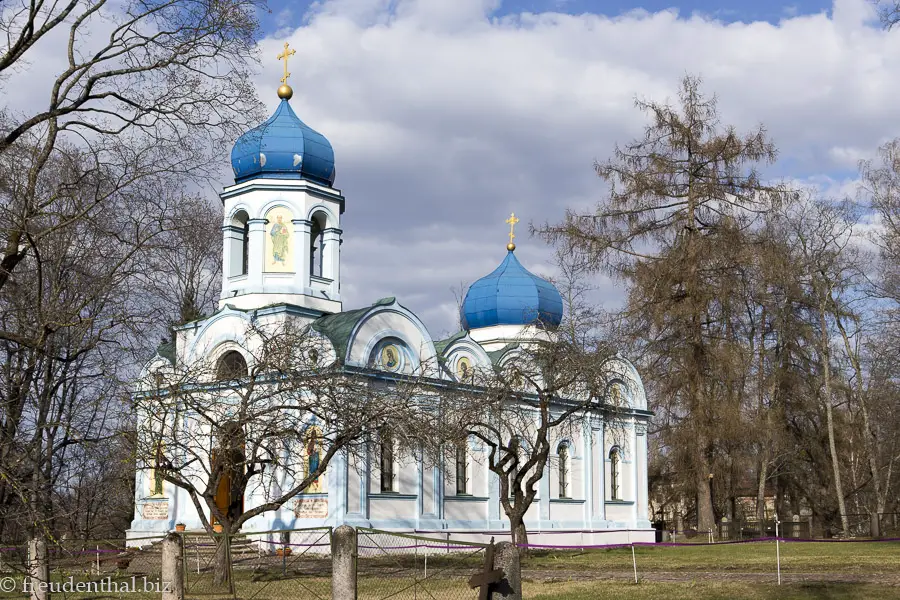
[242,0,900,334]
[9,0,897,335]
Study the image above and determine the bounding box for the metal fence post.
[332,525,357,600]
[162,532,185,600]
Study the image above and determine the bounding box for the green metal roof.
[156,340,176,365]
[311,297,396,362]
[433,330,467,356]
[486,343,519,365]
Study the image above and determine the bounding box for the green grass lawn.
[523,540,900,574]
[526,580,900,600]
[0,541,897,599]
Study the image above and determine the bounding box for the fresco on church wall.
[265,206,293,272]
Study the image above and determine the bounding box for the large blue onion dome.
[230,97,335,186]
[461,250,564,331]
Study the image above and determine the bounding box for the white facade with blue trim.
[126,85,653,547]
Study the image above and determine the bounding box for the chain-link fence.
[356,528,487,600]
[181,527,332,600]
[0,534,167,598]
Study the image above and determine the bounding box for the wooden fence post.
[162,532,185,600]
[332,525,357,600]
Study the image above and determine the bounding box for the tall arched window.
[558,442,570,499]
[228,211,250,277]
[380,428,394,493]
[609,446,621,500]
[456,443,468,495]
[216,350,247,381]
[309,213,326,278]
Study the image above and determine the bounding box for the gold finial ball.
[507,242,516,251]
[277,84,293,100]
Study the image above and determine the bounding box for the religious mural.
[380,344,400,372]
[304,426,324,493]
[265,206,293,272]
[457,356,471,380]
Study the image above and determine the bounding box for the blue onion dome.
[230,97,335,186]
[461,249,564,330]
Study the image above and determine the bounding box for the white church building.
[126,65,653,547]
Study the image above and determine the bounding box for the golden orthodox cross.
[506,213,520,250]
[277,41,296,85]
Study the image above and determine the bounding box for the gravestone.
[468,539,505,600]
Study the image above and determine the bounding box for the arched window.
[609,446,621,500]
[216,351,247,381]
[309,213,326,278]
[558,442,570,499]
[456,442,468,495]
[229,210,249,277]
[380,428,394,493]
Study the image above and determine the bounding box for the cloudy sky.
[235,0,900,336]
[8,0,899,337]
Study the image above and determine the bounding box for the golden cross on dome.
[276,42,296,100]
[277,41,296,84]
[505,213,520,251]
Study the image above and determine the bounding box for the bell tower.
[218,43,343,315]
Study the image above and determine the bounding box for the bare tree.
[874,0,900,28]
[140,194,223,332]
[0,0,265,296]
[136,319,442,587]
[779,196,860,537]
[540,75,784,532]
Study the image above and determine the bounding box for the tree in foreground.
[436,259,635,549]
[540,75,784,532]
[136,320,437,587]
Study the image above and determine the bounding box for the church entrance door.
[210,455,244,529]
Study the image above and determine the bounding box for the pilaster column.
[539,463,550,523]
[488,470,501,526]
[583,421,594,527]
[328,450,348,523]
[247,218,267,288]
[631,422,639,525]
[636,423,648,527]
[596,427,606,522]
[323,227,342,297]
[293,219,312,292]
[416,449,424,522]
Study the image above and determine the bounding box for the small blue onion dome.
[461,250,564,330]
[231,99,335,186]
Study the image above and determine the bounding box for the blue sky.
[258,0,837,33]
[2,0,895,336]
[129,0,889,333]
